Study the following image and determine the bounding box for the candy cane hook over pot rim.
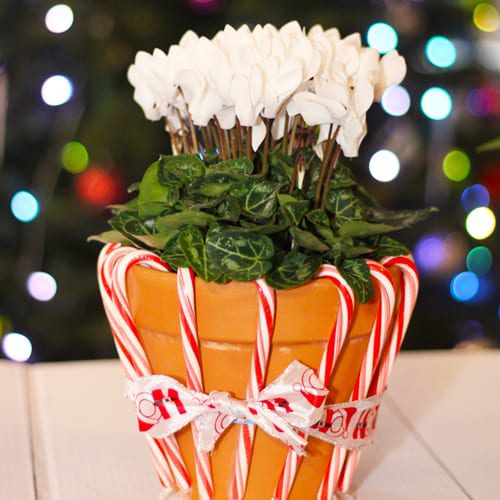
[272,264,355,500]
[337,255,419,495]
[98,244,192,493]
[317,260,396,500]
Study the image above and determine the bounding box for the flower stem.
[246,127,252,159]
[314,125,335,208]
[261,118,270,177]
[320,142,341,210]
[282,113,290,154]
[176,109,189,153]
[236,119,243,157]
[287,117,299,156]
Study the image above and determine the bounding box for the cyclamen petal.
[374,50,407,101]
[252,118,267,151]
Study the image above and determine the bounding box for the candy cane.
[98,244,191,493]
[272,265,355,500]
[229,279,276,499]
[336,255,419,494]
[317,261,396,500]
[176,268,214,499]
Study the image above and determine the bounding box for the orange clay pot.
[126,264,401,500]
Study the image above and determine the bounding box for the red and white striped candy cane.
[272,264,355,500]
[317,261,396,500]
[229,279,276,499]
[337,255,419,493]
[98,244,191,493]
[176,267,214,499]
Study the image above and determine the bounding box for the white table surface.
[2,350,499,500]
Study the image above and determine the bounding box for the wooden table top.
[3,350,499,499]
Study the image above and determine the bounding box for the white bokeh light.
[45,4,74,34]
[369,150,400,182]
[381,85,411,116]
[41,75,73,106]
[27,272,58,302]
[465,207,496,240]
[420,87,452,120]
[2,333,32,362]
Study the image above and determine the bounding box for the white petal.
[375,51,407,101]
[252,118,267,151]
[216,106,236,129]
[353,80,374,115]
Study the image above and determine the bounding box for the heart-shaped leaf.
[161,231,189,269]
[265,252,321,289]
[366,206,438,227]
[280,200,311,226]
[159,154,205,184]
[370,235,410,260]
[206,230,274,281]
[178,226,223,282]
[338,220,401,238]
[291,226,329,251]
[231,178,278,218]
[157,210,217,230]
[211,158,254,174]
[324,188,365,227]
[339,258,373,304]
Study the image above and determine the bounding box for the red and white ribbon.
[336,256,419,495]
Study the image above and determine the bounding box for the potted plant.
[93,22,433,499]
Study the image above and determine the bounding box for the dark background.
[0,0,498,362]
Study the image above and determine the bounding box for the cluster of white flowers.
[127,21,406,157]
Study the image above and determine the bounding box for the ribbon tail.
[196,412,236,452]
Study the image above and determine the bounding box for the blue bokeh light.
[425,36,457,68]
[10,191,40,222]
[461,184,490,212]
[450,271,480,302]
[420,87,453,120]
[414,235,446,272]
[367,23,398,54]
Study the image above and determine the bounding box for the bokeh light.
[10,191,39,222]
[366,22,398,54]
[61,141,89,174]
[75,166,123,208]
[466,87,495,117]
[368,150,400,182]
[425,36,456,68]
[473,3,499,33]
[45,4,74,34]
[41,75,73,106]
[450,271,479,302]
[421,87,453,120]
[442,149,470,182]
[26,272,58,302]
[466,246,493,276]
[2,333,32,362]
[414,234,446,272]
[381,85,411,116]
[465,207,496,240]
[186,0,220,14]
[461,184,490,212]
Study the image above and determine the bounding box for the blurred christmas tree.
[0,0,498,362]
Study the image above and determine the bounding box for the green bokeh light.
[61,141,89,174]
[442,149,470,182]
[466,246,493,275]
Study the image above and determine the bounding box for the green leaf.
[187,172,238,197]
[138,161,179,218]
[330,164,357,189]
[178,226,222,282]
[366,206,438,227]
[370,236,410,260]
[133,230,177,249]
[291,226,329,251]
[268,152,294,185]
[231,178,278,218]
[159,154,205,184]
[182,192,227,209]
[156,210,217,230]
[206,230,274,281]
[161,232,189,269]
[87,230,133,245]
[325,188,365,228]
[339,258,373,304]
[216,195,241,222]
[108,197,138,214]
[306,209,330,227]
[265,252,321,290]
[338,220,401,238]
[239,220,289,234]
[211,158,254,174]
[281,200,311,226]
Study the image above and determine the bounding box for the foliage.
[92,152,435,302]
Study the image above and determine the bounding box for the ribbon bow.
[127,361,383,453]
[127,361,328,454]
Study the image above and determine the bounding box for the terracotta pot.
[126,264,401,499]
